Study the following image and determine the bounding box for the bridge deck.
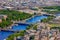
[1,29,19,32]
[13,21,31,24]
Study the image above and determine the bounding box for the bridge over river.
[13,21,35,25]
[1,29,20,33]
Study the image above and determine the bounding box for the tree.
[33,25,37,30]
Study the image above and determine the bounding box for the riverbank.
[0,10,33,30]
[0,14,40,31]
[1,12,45,31]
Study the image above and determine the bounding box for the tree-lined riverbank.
[0,10,33,28]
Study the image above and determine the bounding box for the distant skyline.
[0,0,60,6]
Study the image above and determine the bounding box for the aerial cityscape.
[0,0,60,40]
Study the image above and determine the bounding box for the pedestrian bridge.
[1,29,19,33]
[43,14,56,16]
[14,21,32,25]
